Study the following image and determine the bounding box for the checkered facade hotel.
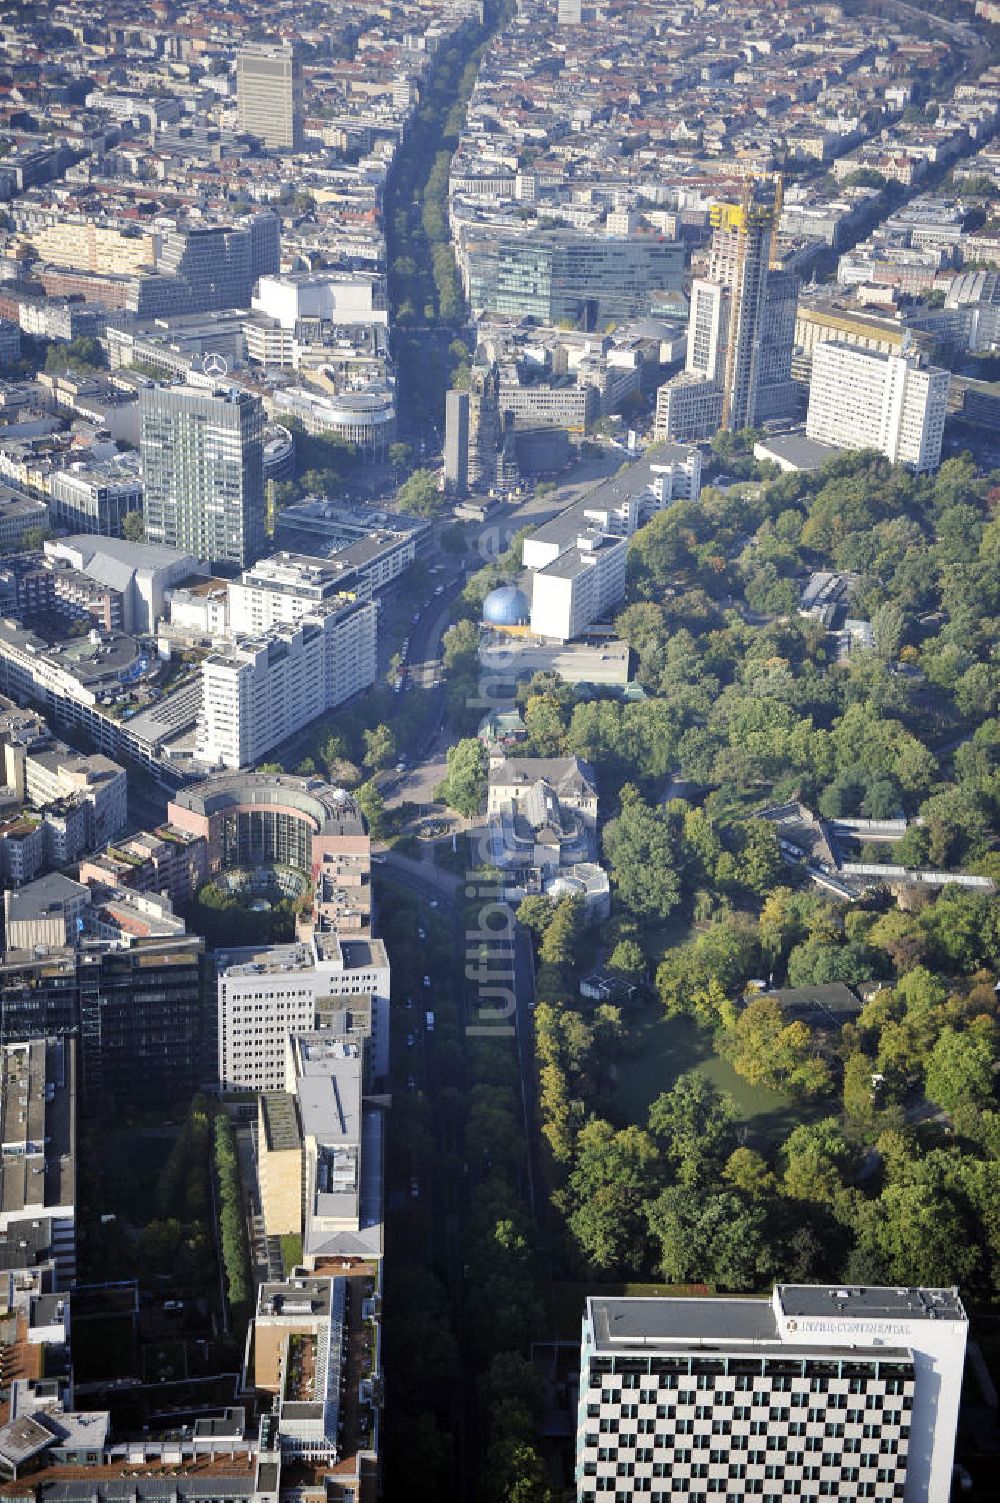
[577,1286,967,1503]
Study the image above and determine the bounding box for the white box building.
[529,530,628,643]
[251,271,388,329]
[577,1285,968,1503]
[217,937,390,1093]
[806,342,950,472]
[198,597,377,769]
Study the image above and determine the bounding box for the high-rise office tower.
[577,1284,968,1503]
[707,175,794,431]
[806,341,950,471]
[660,176,797,440]
[0,936,207,1111]
[237,41,303,151]
[140,384,266,569]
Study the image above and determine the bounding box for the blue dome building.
[483,584,531,628]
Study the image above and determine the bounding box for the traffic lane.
[380,848,463,899]
[386,753,448,809]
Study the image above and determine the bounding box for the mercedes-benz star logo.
[201,351,229,378]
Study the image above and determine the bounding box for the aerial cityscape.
[0,0,997,1500]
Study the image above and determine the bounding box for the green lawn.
[615,1008,823,1149]
[281,1234,303,1273]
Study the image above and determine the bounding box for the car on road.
[406,1033,415,1047]
[395,761,406,773]
[407,1075,417,1092]
[429,899,439,909]
[434,585,444,596]
[411,613,420,624]
[417,927,427,940]
[405,996,413,1009]
[422,975,431,987]
[410,1177,420,1198]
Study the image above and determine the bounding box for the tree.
[442,617,480,674]
[646,1185,774,1290]
[354,780,386,839]
[648,1073,738,1188]
[539,897,581,969]
[608,938,645,977]
[850,1173,981,1290]
[20,525,51,550]
[435,737,487,816]
[872,602,904,662]
[723,1146,776,1199]
[122,510,145,543]
[720,997,831,1097]
[523,694,567,756]
[483,1439,552,1503]
[566,1120,660,1274]
[786,935,881,989]
[480,1351,544,1423]
[924,1027,994,1116]
[602,785,682,920]
[843,1050,879,1125]
[780,1118,852,1205]
[362,723,396,771]
[735,821,783,896]
[517,895,555,940]
[396,468,442,516]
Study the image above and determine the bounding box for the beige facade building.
[258,1093,302,1239]
[14,221,159,276]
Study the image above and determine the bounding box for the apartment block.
[806,342,950,472]
[642,448,703,513]
[281,1031,383,1265]
[198,597,377,770]
[254,1271,381,1483]
[258,1092,303,1239]
[3,873,90,951]
[654,374,724,444]
[229,553,370,635]
[0,938,206,1112]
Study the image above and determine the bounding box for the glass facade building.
[140,384,266,569]
[466,231,684,328]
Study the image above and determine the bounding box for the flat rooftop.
[257,1276,335,1321]
[755,431,844,471]
[589,1284,967,1353]
[776,1284,966,1323]
[591,1296,776,1348]
[4,873,88,925]
[537,532,626,579]
[217,943,316,978]
[0,1039,75,1219]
